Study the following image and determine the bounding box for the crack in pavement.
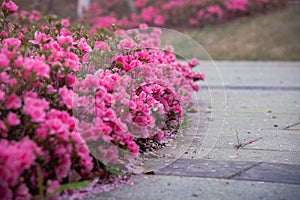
[227,162,262,179]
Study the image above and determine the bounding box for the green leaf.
[105,165,122,175]
[37,165,45,200]
[45,180,90,200]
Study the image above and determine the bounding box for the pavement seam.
[202,86,300,91]
[226,162,262,179]
[201,146,300,152]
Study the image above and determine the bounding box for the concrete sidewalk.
[87,61,300,200]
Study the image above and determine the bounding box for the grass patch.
[182,6,300,61]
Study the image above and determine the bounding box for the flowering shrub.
[0,1,204,199]
[81,0,287,28]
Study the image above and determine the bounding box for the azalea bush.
[81,0,287,29]
[0,1,204,199]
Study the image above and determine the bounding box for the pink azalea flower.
[0,90,5,100]
[6,112,20,126]
[189,18,198,26]
[134,115,151,127]
[6,93,21,109]
[0,137,41,187]
[0,71,9,82]
[59,86,73,109]
[61,18,70,27]
[55,154,71,181]
[94,41,110,51]
[0,185,13,200]
[28,10,41,22]
[154,15,165,26]
[188,58,200,67]
[198,9,205,19]
[29,31,50,45]
[66,74,77,86]
[78,38,92,53]
[60,27,71,36]
[156,131,165,143]
[0,31,8,38]
[46,180,60,195]
[141,7,154,22]
[139,23,148,30]
[2,0,18,12]
[193,73,205,81]
[64,52,80,71]
[134,0,147,8]
[117,39,138,50]
[3,38,21,51]
[98,146,119,164]
[57,35,74,46]
[15,184,31,200]
[207,5,223,18]
[126,141,139,153]
[24,93,49,122]
[0,120,8,135]
[23,57,50,78]
[0,53,9,67]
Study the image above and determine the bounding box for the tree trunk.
[77,0,91,18]
[126,0,136,14]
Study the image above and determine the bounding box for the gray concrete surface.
[87,61,300,200]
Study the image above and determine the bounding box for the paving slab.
[186,112,300,133]
[233,162,300,185]
[157,159,258,179]
[156,159,300,185]
[182,147,300,164]
[193,90,300,114]
[197,61,300,88]
[88,175,300,200]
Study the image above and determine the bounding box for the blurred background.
[12,0,300,60]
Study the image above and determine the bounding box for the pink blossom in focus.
[0,137,41,187]
[23,57,50,78]
[24,93,49,122]
[59,86,73,109]
[64,52,80,71]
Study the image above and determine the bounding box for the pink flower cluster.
[0,1,204,199]
[0,3,99,198]
[81,0,287,28]
[0,137,41,200]
[73,27,203,167]
[1,0,18,12]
